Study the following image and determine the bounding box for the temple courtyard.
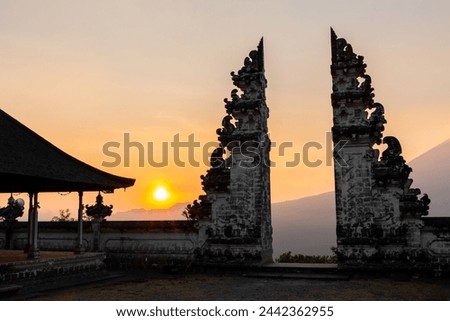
[23,271,450,301]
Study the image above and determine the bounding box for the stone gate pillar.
[186,39,272,264]
[330,29,429,271]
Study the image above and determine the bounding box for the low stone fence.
[421,217,450,274]
[0,220,199,268]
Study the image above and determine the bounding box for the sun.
[145,181,177,209]
[153,186,170,202]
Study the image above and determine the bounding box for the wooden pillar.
[28,192,40,259]
[24,192,34,253]
[74,191,85,254]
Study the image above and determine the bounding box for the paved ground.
[28,272,450,301]
[1,251,448,301]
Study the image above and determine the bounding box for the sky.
[1,0,449,220]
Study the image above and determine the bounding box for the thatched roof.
[0,109,135,193]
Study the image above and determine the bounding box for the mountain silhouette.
[271,191,335,257]
[271,139,450,258]
[113,203,189,221]
[408,139,450,217]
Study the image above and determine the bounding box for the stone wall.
[421,218,450,274]
[0,221,198,268]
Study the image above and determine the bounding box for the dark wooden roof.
[0,109,135,193]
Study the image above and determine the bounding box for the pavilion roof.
[0,109,135,193]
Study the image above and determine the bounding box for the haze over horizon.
[1,1,450,220]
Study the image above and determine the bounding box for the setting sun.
[144,181,177,209]
[153,186,170,202]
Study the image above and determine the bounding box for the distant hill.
[271,139,450,258]
[271,191,335,258]
[408,139,450,217]
[113,203,188,221]
[113,194,336,258]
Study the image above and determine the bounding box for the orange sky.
[1,1,450,220]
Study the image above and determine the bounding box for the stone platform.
[0,250,108,299]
